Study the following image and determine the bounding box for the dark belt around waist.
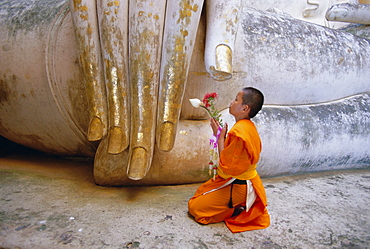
[233,179,247,185]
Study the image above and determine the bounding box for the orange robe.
[188,119,270,233]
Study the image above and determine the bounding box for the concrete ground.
[0,147,369,249]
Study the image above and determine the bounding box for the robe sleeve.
[219,133,255,176]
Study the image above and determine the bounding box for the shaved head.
[242,87,264,118]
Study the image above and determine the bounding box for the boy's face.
[229,91,248,118]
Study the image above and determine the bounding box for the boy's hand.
[210,118,228,138]
[210,118,219,136]
[220,123,228,139]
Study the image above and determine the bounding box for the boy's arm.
[219,135,253,176]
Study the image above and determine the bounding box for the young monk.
[188,87,270,233]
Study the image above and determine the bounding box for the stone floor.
[0,147,369,249]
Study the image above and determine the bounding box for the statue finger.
[70,0,108,141]
[204,0,242,81]
[127,0,167,180]
[97,0,130,154]
[156,0,204,152]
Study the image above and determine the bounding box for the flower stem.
[200,105,213,118]
[201,106,223,127]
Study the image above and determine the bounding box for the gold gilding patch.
[215,44,232,74]
[80,14,88,21]
[178,2,199,24]
[87,26,92,35]
[80,5,88,11]
[181,29,188,37]
[193,4,198,12]
[72,0,82,10]
[179,130,188,135]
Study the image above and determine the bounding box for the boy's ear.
[243,105,251,117]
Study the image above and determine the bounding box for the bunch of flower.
[189,92,223,180]
[189,92,223,127]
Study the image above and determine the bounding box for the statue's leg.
[127,0,167,180]
[156,0,204,152]
[69,0,108,141]
[97,0,130,154]
[204,0,242,81]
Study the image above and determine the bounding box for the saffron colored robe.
[188,119,270,233]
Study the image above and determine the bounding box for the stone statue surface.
[0,0,369,185]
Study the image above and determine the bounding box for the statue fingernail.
[87,116,104,141]
[158,122,175,152]
[127,147,148,180]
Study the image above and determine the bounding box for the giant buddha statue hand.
[69,0,242,180]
